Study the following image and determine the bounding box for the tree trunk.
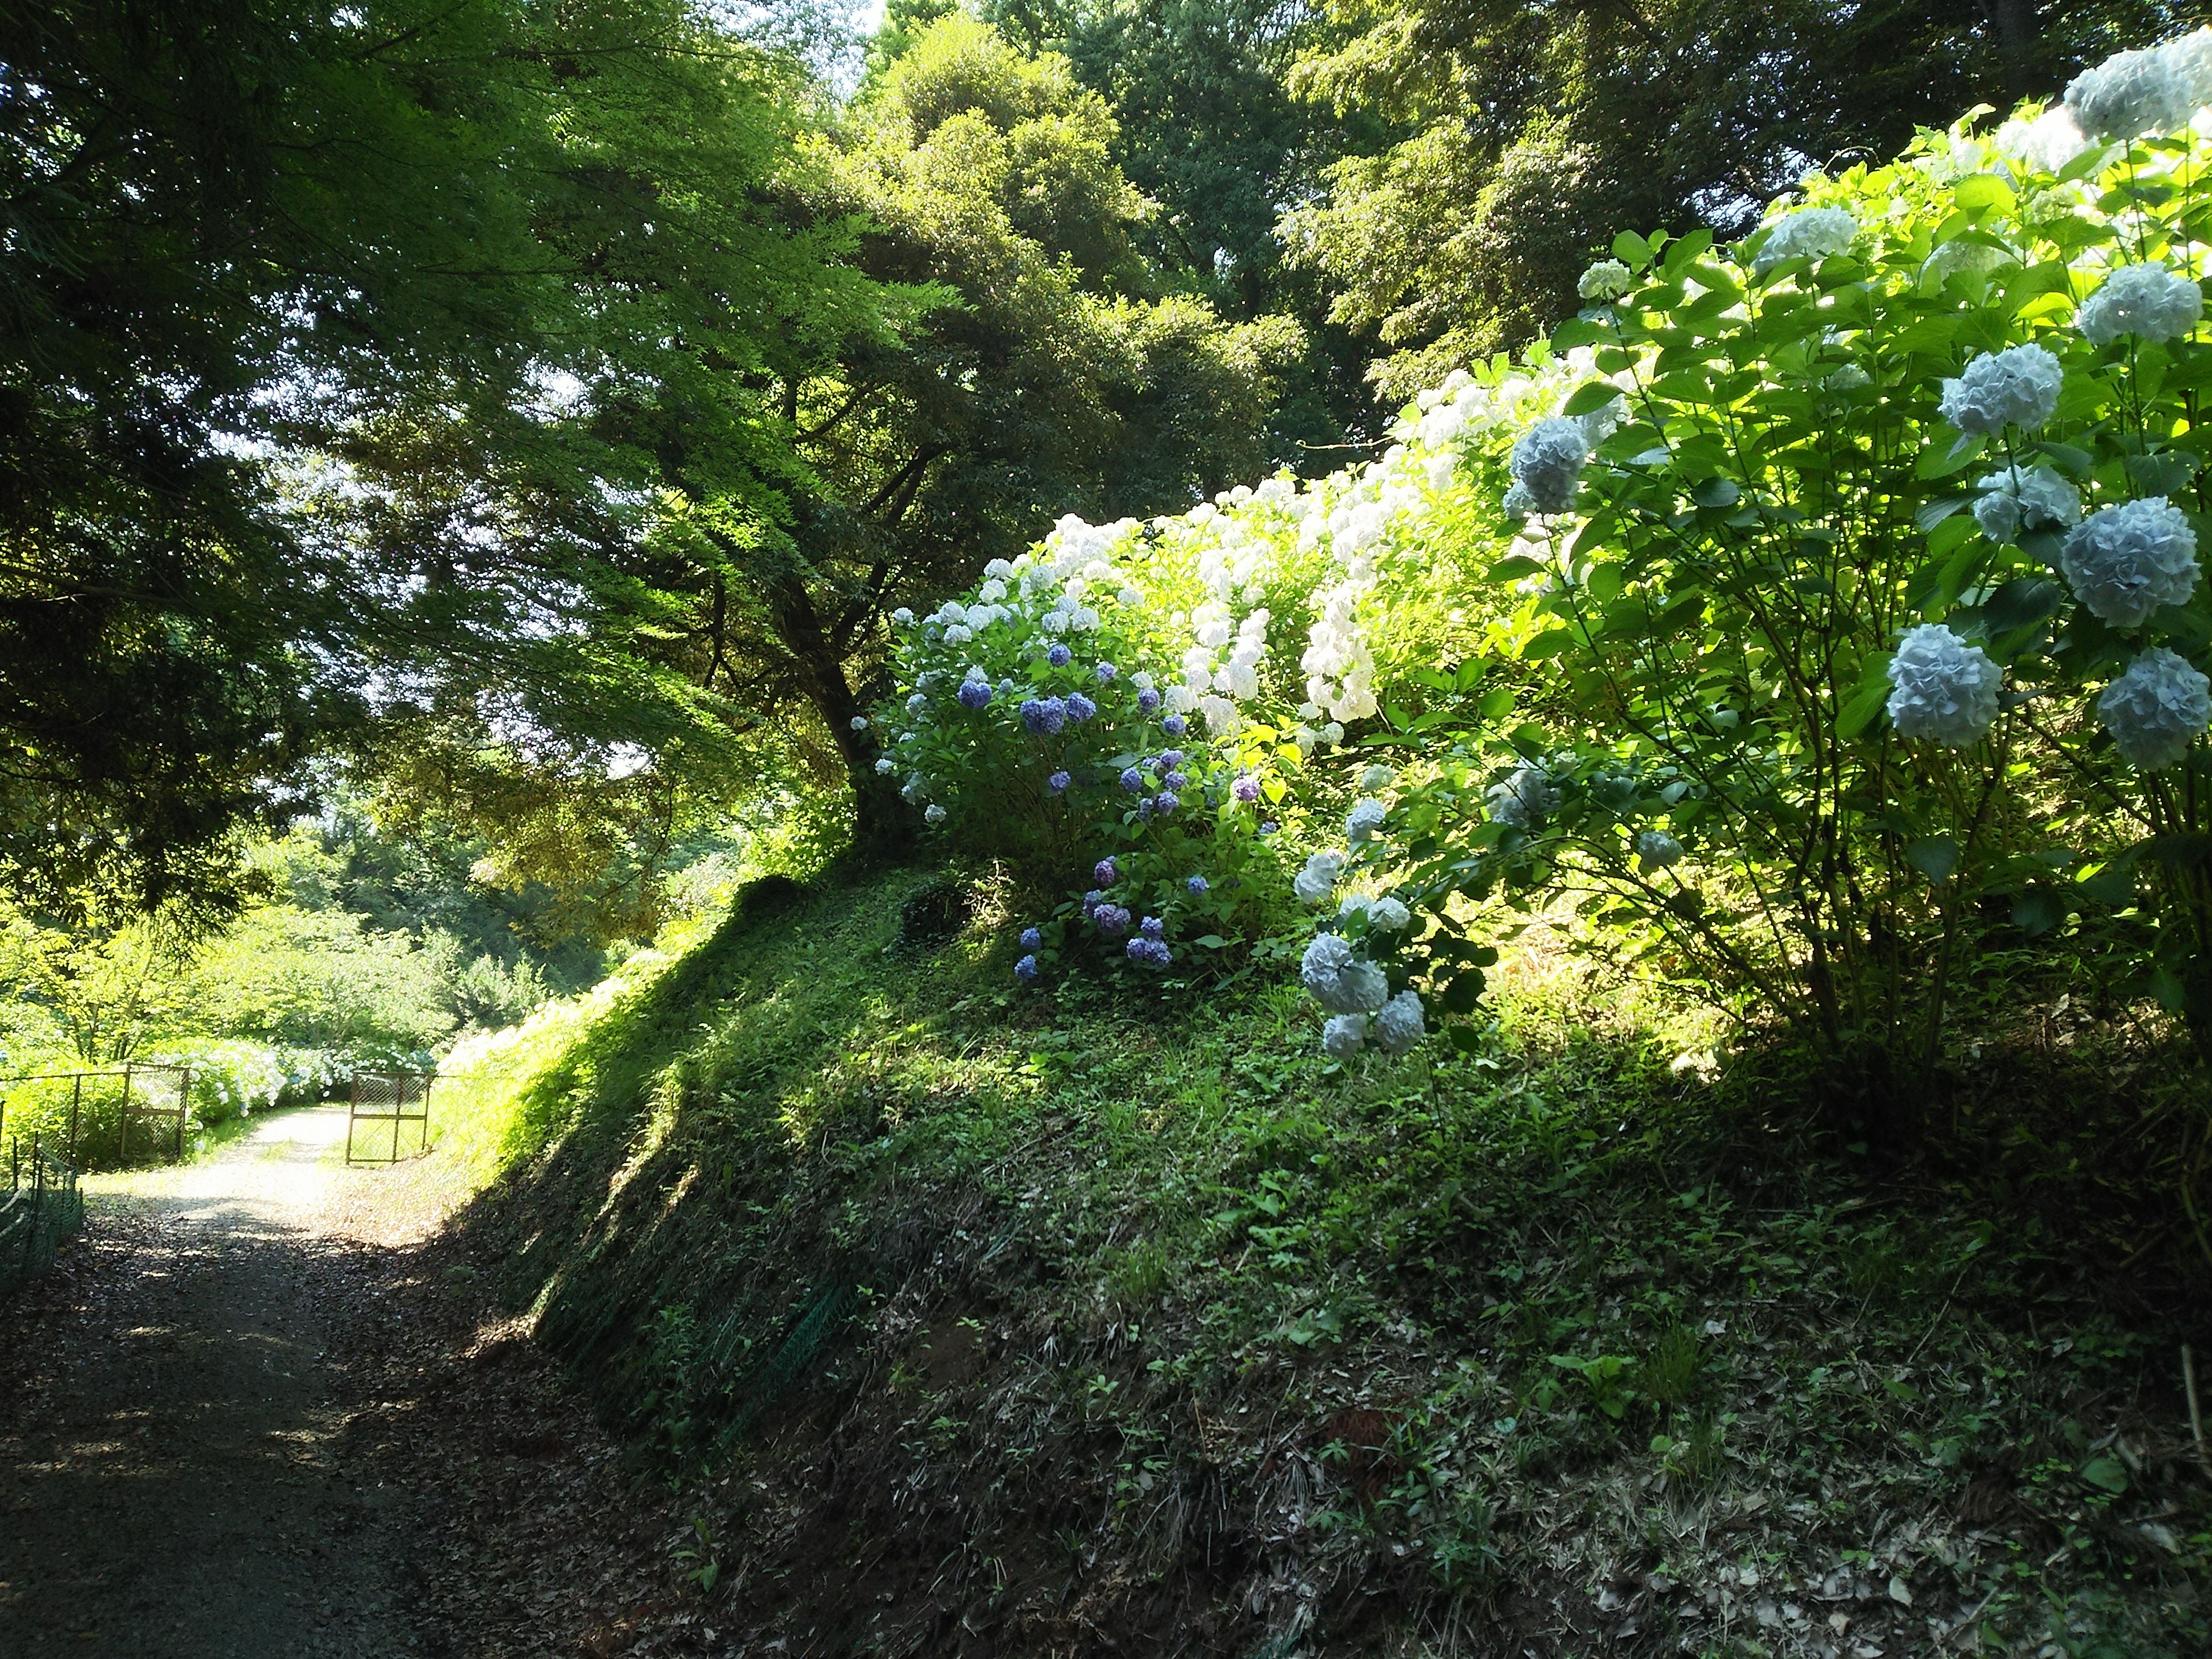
[1992,0,2038,101]
[764,572,913,856]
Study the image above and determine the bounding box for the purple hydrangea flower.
[1095,662,1118,683]
[1140,915,1165,940]
[1020,927,1043,952]
[1083,889,1105,915]
[1159,749,1185,768]
[1126,937,1171,968]
[1164,769,1189,790]
[1066,692,1097,722]
[1120,766,1145,793]
[1047,644,1073,668]
[1186,875,1209,895]
[1137,689,1162,715]
[1094,857,1118,885]
[1014,954,1040,982]
[1136,797,1157,820]
[1155,791,1180,816]
[1259,820,1279,836]
[1021,697,1068,736]
[1048,770,1072,794]
[997,678,1017,699]
[1094,903,1131,938]
[1232,774,1262,804]
[1162,715,1187,737]
[956,679,993,710]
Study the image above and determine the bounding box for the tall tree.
[1283,0,2209,401]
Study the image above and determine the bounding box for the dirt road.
[0,1108,437,1658]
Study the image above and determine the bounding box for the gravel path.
[0,1108,431,1658]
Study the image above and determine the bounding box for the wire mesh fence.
[1,1131,84,1294]
[345,1071,434,1164]
[0,1064,192,1171]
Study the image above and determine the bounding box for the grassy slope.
[442,864,2210,1658]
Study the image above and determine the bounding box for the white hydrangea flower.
[1939,343,2063,434]
[891,607,915,626]
[1345,797,1389,842]
[1301,933,1389,1014]
[1373,990,1425,1056]
[1485,764,1557,828]
[1131,671,1155,691]
[923,803,947,825]
[2065,36,2203,141]
[1367,895,1412,932]
[906,692,927,714]
[1294,850,1344,906]
[850,715,869,731]
[1507,417,1589,515]
[943,624,972,645]
[1993,104,2090,175]
[1578,258,1633,301]
[983,558,1014,580]
[1635,830,1684,873]
[2076,261,2204,347]
[873,756,895,775]
[1359,763,1396,791]
[1753,205,1858,272]
[2099,645,2212,767]
[1885,624,2002,746]
[1321,1013,1370,1058]
[1070,606,1100,631]
[2061,497,2200,626]
[1199,693,1240,734]
[1973,465,2082,544]
[976,578,1007,603]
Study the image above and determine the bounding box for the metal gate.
[345,1071,434,1164]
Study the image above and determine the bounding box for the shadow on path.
[0,1109,421,1658]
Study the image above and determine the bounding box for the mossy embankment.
[438,864,2211,1657]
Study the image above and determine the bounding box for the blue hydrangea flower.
[1047,644,1073,668]
[1020,697,1047,733]
[956,679,992,710]
[1186,875,1209,895]
[1095,662,1117,683]
[1136,797,1156,820]
[1137,689,1162,715]
[1048,770,1072,794]
[1020,927,1043,951]
[1094,857,1118,885]
[1021,697,1068,736]
[1159,749,1185,768]
[1232,774,1261,803]
[1082,889,1104,915]
[1120,766,1145,793]
[1162,714,1186,737]
[1066,692,1097,722]
[1125,938,1171,967]
[1155,791,1180,816]
[1140,915,1165,940]
[997,678,1017,699]
[1094,903,1131,938]
[1164,769,1189,790]
[1259,820,1279,835]
[1014,954,1040,982]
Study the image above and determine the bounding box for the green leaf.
[1661,227,1714,273]
[1563,379,1625,416]
[1612,229,1652,270]
[2011,890,2066,936]
[1918,435,1987,479]
[1983,577,2066,635]
[2080,1456,2129,1494]
[1836,676,1892,739]
[1953,174,2015,214]
[1916,497,1968,533]
[1192,933,1227,948]
[1907,836,1960,885]
[1440,970,1485,1014]
[1487,555,1545,581]
[1690,477,1740,509]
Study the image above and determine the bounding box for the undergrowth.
[439,862,2212,1658]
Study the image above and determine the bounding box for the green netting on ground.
[0,1148,84,1294]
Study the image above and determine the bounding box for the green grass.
[440,860,2212,1657]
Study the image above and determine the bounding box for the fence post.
[68,1074,81,1169]
[176,1066,189,1159]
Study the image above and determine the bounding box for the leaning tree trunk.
[765,573,913,856]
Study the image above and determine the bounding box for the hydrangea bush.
[1337,27,2212,1074]
[881,27,2212,1078]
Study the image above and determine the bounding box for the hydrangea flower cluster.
[1974,464,2082,544]
[1752,206,1858,273]
[1635,831,1684,874]
[2060,498,2200,627]
[2099,647,2212,768]
[1578,258,1633,301]
[2076,260,2204,347]
[1886,624,2003,748]
[2064,27,2212,141]
[1939,343,2063,434]
[1485,765,1558,828]
[1506,416,1590,515]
